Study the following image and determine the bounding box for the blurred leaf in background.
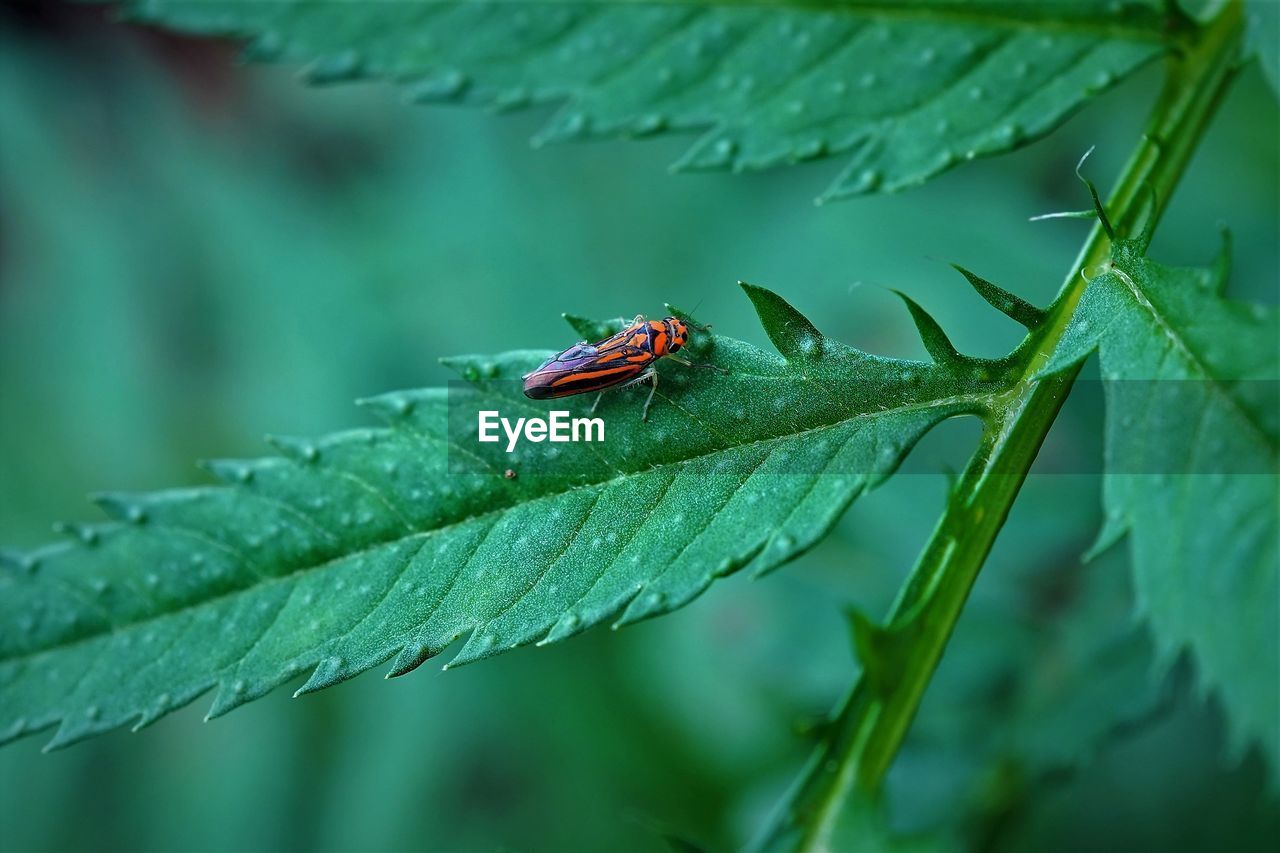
[99,0,1173,202]
[1,3,1277,851]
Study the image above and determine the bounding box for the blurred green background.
[1,5,1277,851]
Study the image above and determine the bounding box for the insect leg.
[666,354,729,374]
[641,372,658,422]
[589,392,603,415]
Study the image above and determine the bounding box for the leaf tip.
[0,548,30,572]
[892,290,962,365]
[299,50,364,86]
[672,134,739,173]
[52,521,101,547]
[294,656,355,697]
[0,718,28,749]
[206,678,259,720]
[42,715,98,753]
[238,30,285,64]
[447,628,514,669]
[542,611,585,644]
[265,434,321,466]
[1083,509,1130,562]
[91,491,148,525]
[562,313,608,340]
[950,264,1047,330]
[387,642,433,678]
[830,162,884,199]
[740,284,825,361]
[199,457,259,485]
[357,391,418,422]
[406,70,469,105]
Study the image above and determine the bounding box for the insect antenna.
[663,297,713,331]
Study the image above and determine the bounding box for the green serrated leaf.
[887,528,1165,841]
[107,0,1176,201]
[1044,236,1280,771]
[0,279,1037,749]
[561,312,626,342]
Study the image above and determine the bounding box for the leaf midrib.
[5,382,999,668]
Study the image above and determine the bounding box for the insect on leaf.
[0,278,1044,749]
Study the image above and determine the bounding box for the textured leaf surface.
[893,535,1162,833]
[111,0,1172,201]
[0,281,1041,748]
[1045,237,1280,770]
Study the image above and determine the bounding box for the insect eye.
[662,318,686,352]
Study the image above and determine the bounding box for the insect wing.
[523,342,651,399]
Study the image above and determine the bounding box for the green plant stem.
[766,2,1246,849]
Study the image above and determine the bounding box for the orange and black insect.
[522,314,723,420]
